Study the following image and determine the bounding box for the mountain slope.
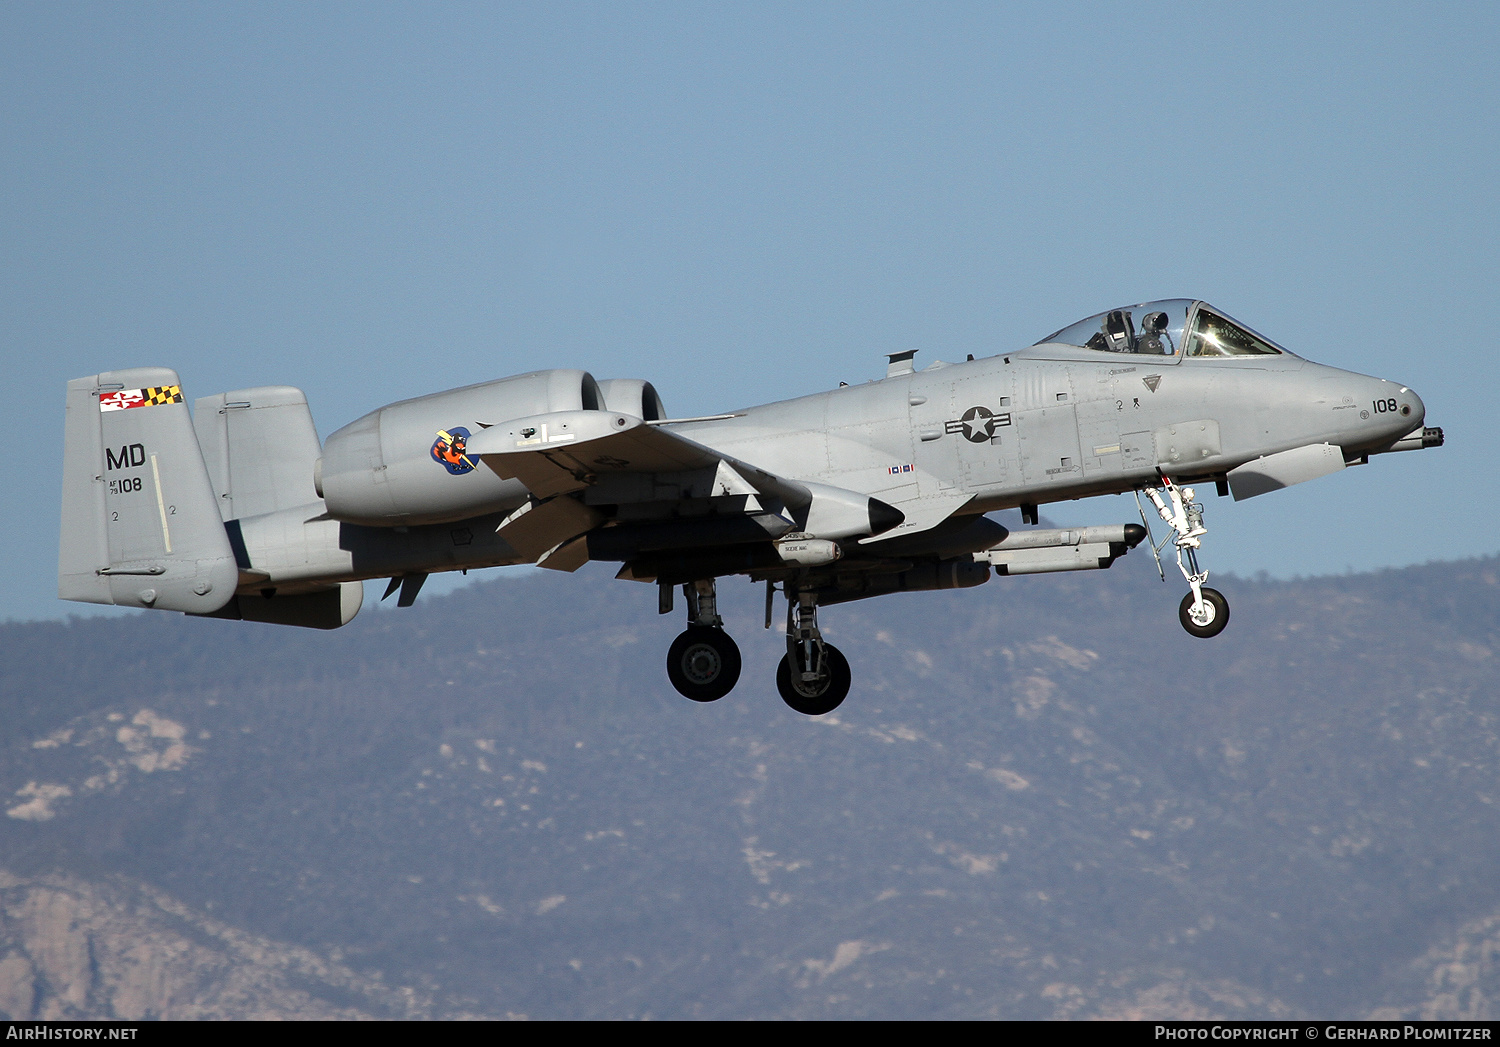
[3,549,1499,1018]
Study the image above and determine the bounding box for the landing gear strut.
[665,578,741,702]
[776,590,851,715]
[1141,478,1230,638]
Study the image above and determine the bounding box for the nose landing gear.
[1141,478,1230,638]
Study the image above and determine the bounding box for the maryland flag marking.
[99,386,183,412]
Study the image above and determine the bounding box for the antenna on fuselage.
[886,349,917,378]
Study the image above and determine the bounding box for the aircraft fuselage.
[59,298,1440,712]
[679,345,1423,516]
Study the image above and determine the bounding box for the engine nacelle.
[319,369,605,526]
[596,378,666,422]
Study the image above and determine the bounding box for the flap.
[496,494,604,562]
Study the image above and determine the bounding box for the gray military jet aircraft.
[59,299,1441,714]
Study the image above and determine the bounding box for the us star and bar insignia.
[944,405,1012,442]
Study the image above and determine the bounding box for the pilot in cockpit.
[1136,311,1174,355]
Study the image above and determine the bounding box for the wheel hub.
[682,643,722,684]
[788,668,830,698]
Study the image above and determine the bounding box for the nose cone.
[1377,379,1425,431]
[1357,377,1426,449]
[1306,363,1429,453]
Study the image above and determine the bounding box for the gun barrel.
[1383,426,1444,453]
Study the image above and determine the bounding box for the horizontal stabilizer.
[197,581,362,629]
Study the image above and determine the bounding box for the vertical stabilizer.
[58,377,112,605]
[187,384,363,630]
[193,386,322,521]
[58,369,237,613]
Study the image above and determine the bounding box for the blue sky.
[5,1,1497,620]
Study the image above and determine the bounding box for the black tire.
[666,627,741,702]
[1178,587,1230,638]
[776,643,852,715]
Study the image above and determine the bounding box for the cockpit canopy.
[1036,299,1288,358]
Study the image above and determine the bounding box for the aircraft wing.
[464,411,944,571]
[465,411,810,507]
[464,411,809,571]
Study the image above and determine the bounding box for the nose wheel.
[1178,587,1229,638]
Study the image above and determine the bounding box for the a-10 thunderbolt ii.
[60,299,1441,714]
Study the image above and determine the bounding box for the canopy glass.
[1036,300,1287,359]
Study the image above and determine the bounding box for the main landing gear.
[1140,478,1230,638]
[665,579,742,702]
[776,590,851,716]
[661,578,850,715]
